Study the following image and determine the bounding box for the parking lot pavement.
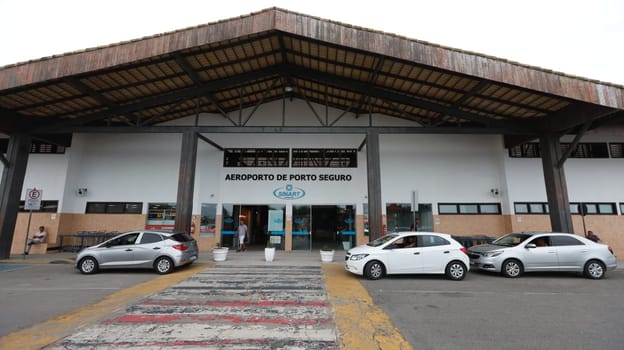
[2,251,622,350]
[0,250,411,350]
[361,269,624,350]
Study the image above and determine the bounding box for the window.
[108,232,139,246]
[561,142,609,158]
[86,202,142,214]
[200,204,217,236]
[509,143,540,158]
[551,235,584,246]
[223,148,289,167]
[437,203,501,215]
[30,140,66,154]
[509,142,610,158]
[19,200,58,213]
[292,148,357,168]
[419,235,450,247]
[140,232,163,244]
[609,143,624,158]
[570,202,616,215]
[514,202,549,214]
[0,139,65,154]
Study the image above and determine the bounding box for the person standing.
[237,219,248,252]
[25,226,47,255]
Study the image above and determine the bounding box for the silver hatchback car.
[468,232,617,279]
[76,230,198,274]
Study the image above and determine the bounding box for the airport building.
[1,8,623,257]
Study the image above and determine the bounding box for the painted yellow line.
[0,263,210,350]
[323,263,413,350]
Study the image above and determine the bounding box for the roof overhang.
[0,7,622,142]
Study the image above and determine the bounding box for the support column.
[0,134,31,258]
[539,134,573,233]
[366,130,383,240]
[174,132,198,233]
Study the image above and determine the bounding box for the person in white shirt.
[25,226,47,255]
[237,219,248,252]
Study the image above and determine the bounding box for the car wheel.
[78,257,99,274]
[584,260,605,279]
[154,257,174,274]
[364,260,385,280]
[445,261,467,281]
[501,259,523,278]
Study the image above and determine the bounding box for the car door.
[418,235,453,273]
[523,236,558,271]
[131,232,164,268]
[383,235,422,274]
[551,235,588,271]
[98,232,140,267]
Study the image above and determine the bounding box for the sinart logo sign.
[273,184,306,200]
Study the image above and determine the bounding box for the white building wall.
[6,100,624,218]
[60,133,183,213]
[22,153,69,206]
[379,134,506,214]
[503,128,624,211]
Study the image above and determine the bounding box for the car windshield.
[170,233,194,242]
[367,234,398,247]
[492,233,533,247]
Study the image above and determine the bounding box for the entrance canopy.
[1,7,622,139]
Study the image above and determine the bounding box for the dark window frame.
[437,203,502,215]
[509,142,610,159]
[292,148,358,168]
[86,202,143,214]
[223,148,289,167]
[570,202,617,215]
[514,202,549,214]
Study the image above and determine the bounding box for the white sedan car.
[345,232,470,280]
[468,232,617,279]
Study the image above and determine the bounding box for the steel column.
[174,132,198,233]
[366,130,383,240]
[539,134,574,233]
[0,134,31,258]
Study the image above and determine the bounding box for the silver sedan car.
[468,232,617,279]
[76,230,198,274]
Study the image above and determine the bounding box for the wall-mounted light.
[284,85,294,93]
[77,188,88,196]
[490,188,500,196]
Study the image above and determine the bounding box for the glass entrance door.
[310,205,355,251]
[293,205,311,251]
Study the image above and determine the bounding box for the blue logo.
[224,217,234,224]
[273,184,306,200]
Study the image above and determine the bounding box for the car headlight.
[482,251,503,257]
[349,253,369,261]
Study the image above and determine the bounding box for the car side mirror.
[525,243,536,249]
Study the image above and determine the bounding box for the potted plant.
[320,245,335,263]
[264,240,276,262]
[212,242,229,262]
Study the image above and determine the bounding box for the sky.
[1,0,623,85]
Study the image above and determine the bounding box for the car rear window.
[170,233,194,242]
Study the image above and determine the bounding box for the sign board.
[268,210,284,231]
[25,188,42,211]
[410,190,419,212]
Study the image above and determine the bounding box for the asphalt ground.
[1,251,622,349]
[0,250,410,350]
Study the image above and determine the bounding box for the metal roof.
[1,7,623,143]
